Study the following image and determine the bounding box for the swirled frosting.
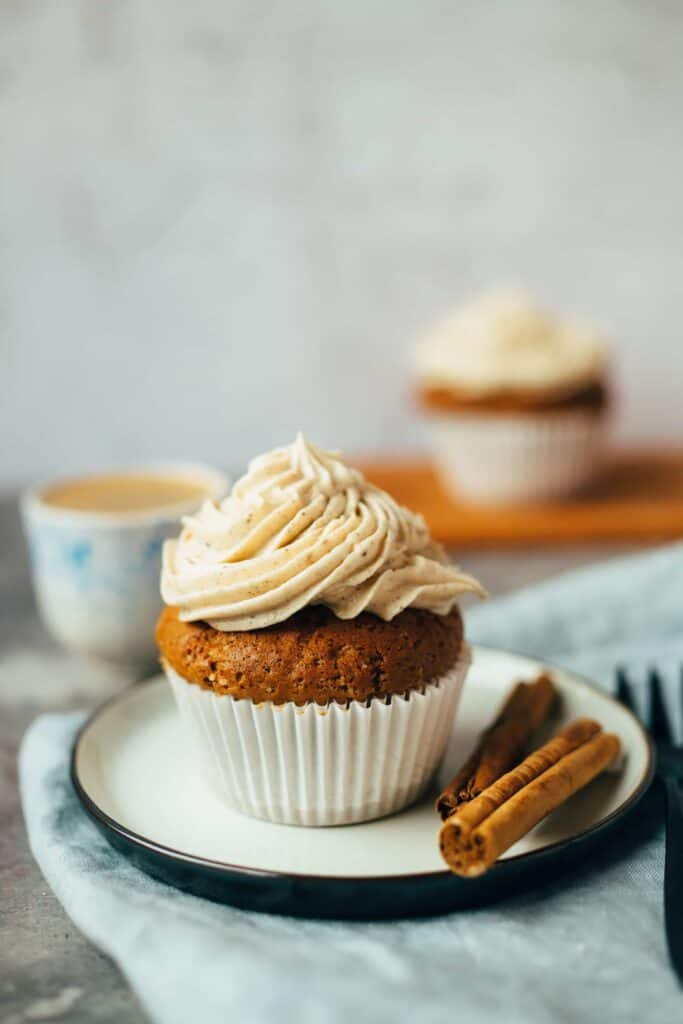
[161,435,485,631]
[415,287,607,395]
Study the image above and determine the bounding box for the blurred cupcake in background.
[415,287,610,504]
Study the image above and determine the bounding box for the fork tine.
[616,667,636,712]
[648,669,673,744]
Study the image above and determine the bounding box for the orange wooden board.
[358,450,683,547]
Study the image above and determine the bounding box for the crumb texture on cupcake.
[161,434,484,632]
[156,603,463,704]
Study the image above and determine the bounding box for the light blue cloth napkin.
[20,543,683,1024]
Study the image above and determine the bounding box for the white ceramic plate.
[72,647,653,918]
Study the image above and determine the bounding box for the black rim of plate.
[70,648,656,919]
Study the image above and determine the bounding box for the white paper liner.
[426,409,606,503]
[164,646,470,827]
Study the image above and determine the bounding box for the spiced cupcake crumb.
[157,603,463,705]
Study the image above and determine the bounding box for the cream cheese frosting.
[415,287,607,396]
[161,435,485,631]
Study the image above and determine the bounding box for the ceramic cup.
[21,463,229,668]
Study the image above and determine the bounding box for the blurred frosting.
[415,287,607,395]
[161,434,485,631]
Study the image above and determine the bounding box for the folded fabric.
[20,542,683,1024]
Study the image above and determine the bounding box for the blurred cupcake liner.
[426,409,606,504]
[164,647,470,827]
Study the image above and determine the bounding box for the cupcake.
[415,288,610,503]
[156,434,485,826]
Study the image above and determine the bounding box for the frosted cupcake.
[415,288,609,503]
[156,435,485,826]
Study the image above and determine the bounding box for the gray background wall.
[2,1,682,487]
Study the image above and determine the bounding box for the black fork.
[616,667,683,983]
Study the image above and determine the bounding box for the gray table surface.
[0,493,642,1024]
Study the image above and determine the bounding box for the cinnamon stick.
[436,673,556,820]
[439,718,621,877]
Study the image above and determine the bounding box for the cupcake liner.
[164,646,470,827]
[426,409,606,504]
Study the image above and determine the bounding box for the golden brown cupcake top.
[156,604,464,705]
[419,380,607,416]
